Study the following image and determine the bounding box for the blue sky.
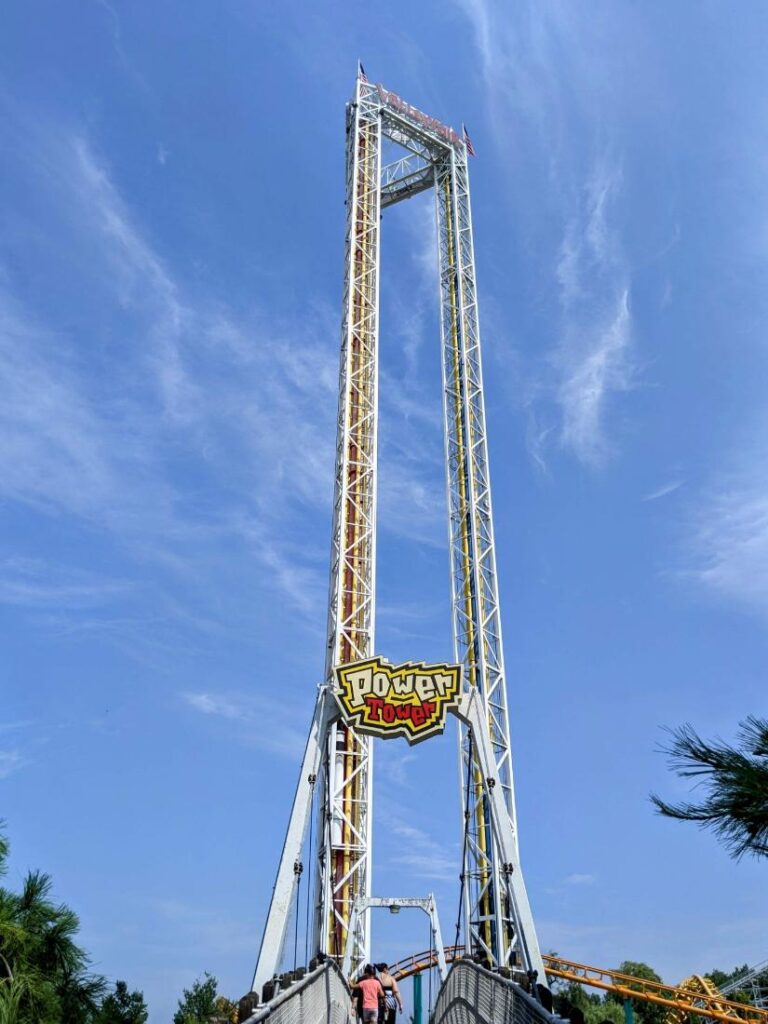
[2,2,768,1020]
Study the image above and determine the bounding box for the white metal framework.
[435,145,519,972]
[250,69,544,997]
[317,70,382,976]
[719,962,768,1009]
[342,896,448,982]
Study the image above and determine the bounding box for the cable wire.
[304,774,316,967]
[293,857,303,972]
[454,733,474,953]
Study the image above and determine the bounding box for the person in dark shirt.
[375,964,403,1024]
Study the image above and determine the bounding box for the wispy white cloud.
[0,290,144,522]
[2,115,460,649]
[378,806,459,881]
[684,464,768,617]
[0,124,342,619]
[93,0,148,90]
[557,283,633,467]
[452,0,636,469]
[182,691,307,759]
[643,479,684,502]
[564,872,596,886]
[0,558,133,609]
[0,750,26,780]
[376,745,418,786]
[553,154,635,467]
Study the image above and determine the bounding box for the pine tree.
[97,980,149,1024]
[651,716,768,859]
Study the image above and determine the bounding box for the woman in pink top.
[355,964,385,1023]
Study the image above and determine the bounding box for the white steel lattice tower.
[318,76,381,972]
[251,70,544,996]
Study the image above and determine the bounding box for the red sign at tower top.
[376,84,463,149]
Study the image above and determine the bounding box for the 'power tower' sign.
[334,657,462,744]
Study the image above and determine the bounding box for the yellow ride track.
[387,947,768,1024]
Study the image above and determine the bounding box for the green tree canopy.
[605,962,666,1024]
[705,963,768,1006]
[552,980,625,1024]
[96,980,149,1024]
[0,823,146,1024]
[0,826,104,1024]
[173,973,220,1024]
[651,716,768,859]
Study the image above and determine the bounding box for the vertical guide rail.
[315,74,382,977]
[435,144,521,970]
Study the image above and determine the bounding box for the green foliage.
[553,981,624,1024]
[213,995,237,1024]
[173,973,219,1024]
[615,962,662,985]
[651,716,768,859]
[585,1001,624,1024]
[605,962,665,1024]
[0,854,99,1023]
[705,963,768,1006]
[0,980,24,1024]
[96,980,149,1024]
[0,824,144,1024]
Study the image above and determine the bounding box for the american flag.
[358,61,368,82]
[463,124,476,157]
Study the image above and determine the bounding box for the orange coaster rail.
[388,947,768,1024]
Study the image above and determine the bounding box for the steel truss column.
[315,75,382,977]
[435,148,521,970]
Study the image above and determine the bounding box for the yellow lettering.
[347,667,372,708]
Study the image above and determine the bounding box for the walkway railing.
[240,962,353,1024]
[431,960,557,1024]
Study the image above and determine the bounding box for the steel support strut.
[251,687,337,994]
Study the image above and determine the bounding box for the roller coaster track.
[388,948,768,1024]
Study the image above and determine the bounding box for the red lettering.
[377,84,461,149]
[366,696,383,721]
[364,696,445,733]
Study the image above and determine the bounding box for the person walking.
[376,964,403,1024]
[354,964,386,1023]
